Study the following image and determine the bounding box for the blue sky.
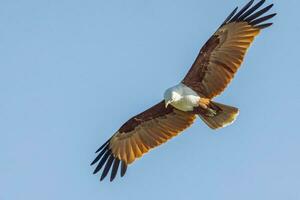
[1,0,299,199]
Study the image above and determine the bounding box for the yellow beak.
[165,101,170,108]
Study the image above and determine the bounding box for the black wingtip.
[250,13,277,26]
[245,4,274,22]
[120,161,127,177]
[93,150,111,174]
[100,154,115,181]
[255,22,273,29]
[238,0,266,21]
[221,6,238,26]
[90,159,98,166]
[110,159,120,182]
[222,0,275,30]
[95,140,110,153]
[229,0,254,23]
[90,144,109,166]
[92,142,126,181]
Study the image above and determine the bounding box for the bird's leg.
[190,99,217,117]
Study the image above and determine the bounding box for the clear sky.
[1,0,299,199]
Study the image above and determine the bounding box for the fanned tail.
[199,101,239,129]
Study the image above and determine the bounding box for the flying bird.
[91,0,276,181]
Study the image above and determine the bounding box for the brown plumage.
[91,0,276,181]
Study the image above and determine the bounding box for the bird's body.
[164,83,201,112]
[91,0,276,182]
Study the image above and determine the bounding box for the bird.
[91,0,276,182]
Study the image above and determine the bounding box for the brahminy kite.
[91,0,276,181]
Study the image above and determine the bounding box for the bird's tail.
[198,101,239,130]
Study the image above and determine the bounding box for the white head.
[163,86,182,108]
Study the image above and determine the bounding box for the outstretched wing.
[91,101,196,181]
[182,0,276,99]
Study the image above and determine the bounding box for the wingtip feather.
[120,161,127,177]
[100,154,115,181]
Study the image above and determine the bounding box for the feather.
[245,4,274,22]
[93,150,110,174]
[95,140,109,153]
[110,159,120,182]
[255,23,273,29]
[222,7,238,25]
[229,0,254,23]
[120,161,127,177]
[90,145,108,166]
[250,13,277,26]
[100,154,115,181]
[238,0,266,21]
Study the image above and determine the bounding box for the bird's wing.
[91,101,196,181]
[182,0,276,99]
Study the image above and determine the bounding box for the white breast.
[168,83,201,112]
